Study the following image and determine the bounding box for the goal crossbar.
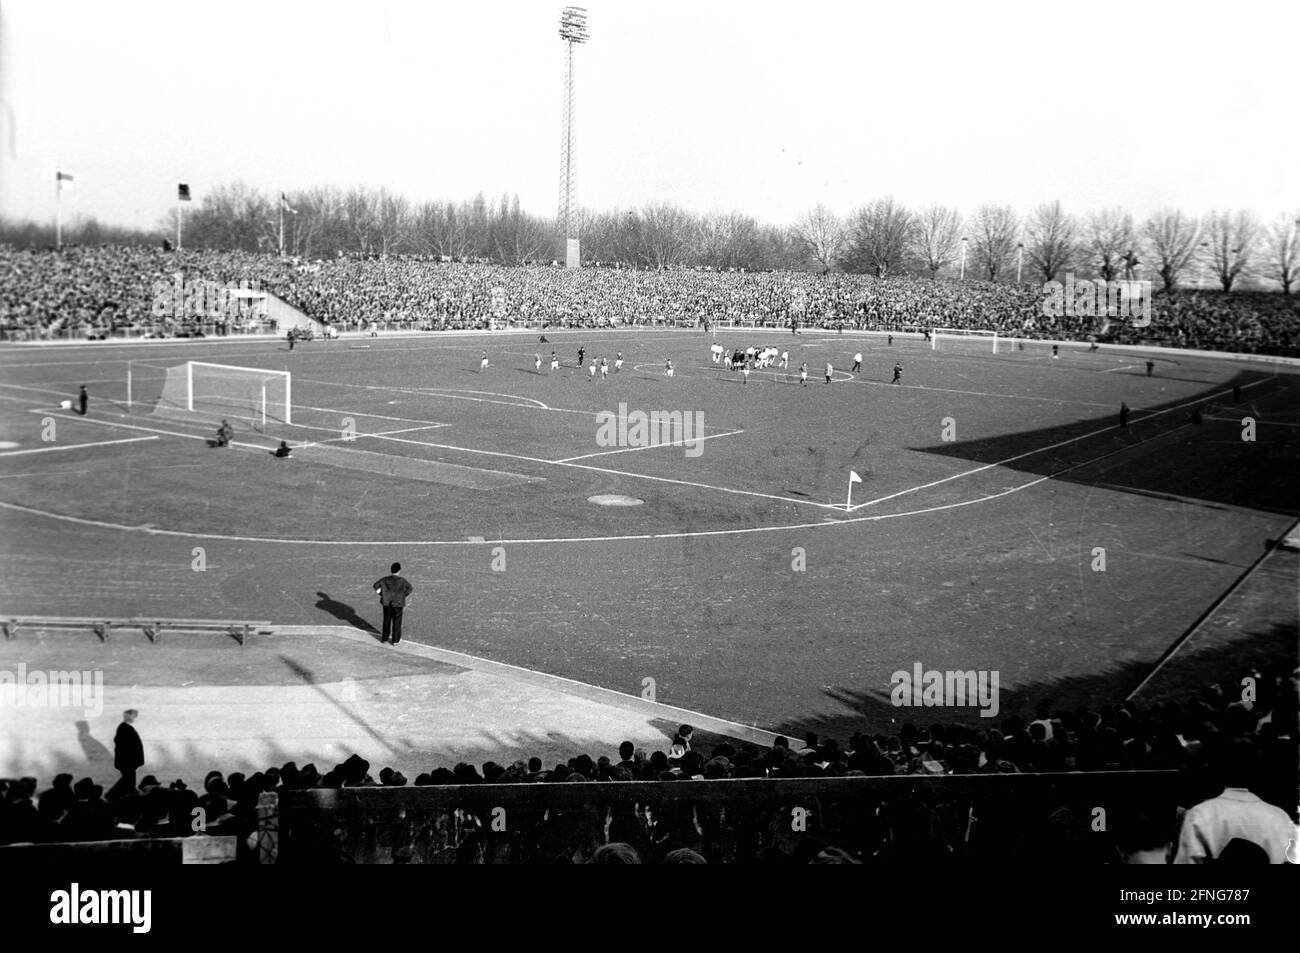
[931,328,999,354]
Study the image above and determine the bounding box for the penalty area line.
[0,435,158,457]
[555,428,745,463]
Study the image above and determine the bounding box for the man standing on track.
[110,709,144,799]
[373,562,413,645]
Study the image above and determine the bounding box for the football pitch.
[1,328,1297,738]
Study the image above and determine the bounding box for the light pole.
[1016,242,1024,284]
[558,6,589,269]
[959,237,968,280]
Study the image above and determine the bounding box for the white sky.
[1,0,1297,232]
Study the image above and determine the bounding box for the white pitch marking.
[0,435,158,457]
[297,424,451,449]
[0,456,1207,546]
[847,378,1114,409]
[1203,416,1299,427]
[296,404,452,427]
[298,377,595,416]
[844,378,1271,512]
[555,429,745,463]
[23,410,271,452]
[1101,364,1140,373]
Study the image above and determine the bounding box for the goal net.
[931,328,1000,354]
[130,360,291,431]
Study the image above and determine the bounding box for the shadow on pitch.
[315,591,380,638]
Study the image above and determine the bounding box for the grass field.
[1,328,1297,739]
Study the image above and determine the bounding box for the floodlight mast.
[558,6,588,268]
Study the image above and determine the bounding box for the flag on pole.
[281,192,298,214]
[849,470,862,484]
[178,183,191,202]
[56,171,74,191]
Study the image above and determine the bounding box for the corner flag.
[846,469,862,510]
[56,171,74,190]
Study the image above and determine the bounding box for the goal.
[130,361,291,431]
[931,328,1000,354]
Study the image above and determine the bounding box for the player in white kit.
[615,352,624,372]
[534,354,542,372]
[600,357,609,379]
[589,361,597,380]
[550,352,559,372]
[480,351,489,371]
[780,351,789,368]
[800,362,808,386]
[665,359,674,378]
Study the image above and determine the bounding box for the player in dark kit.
[1146,360,1155,377]
[892,362,903,384]
[577,347,585,366]
[78,386,88,415]
[1119,402,1130,429]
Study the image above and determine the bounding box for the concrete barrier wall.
[279,771,1178,865]
[0,834,237,865]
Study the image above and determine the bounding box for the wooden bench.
[1,616,273,645]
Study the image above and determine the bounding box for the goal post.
[931,328,1000,354]
[139,360,291,431]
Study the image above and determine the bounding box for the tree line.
[4,184,1296,293]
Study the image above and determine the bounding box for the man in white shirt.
[1174,740,1295,863]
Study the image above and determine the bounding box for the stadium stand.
[3,666,1294,862]
[3,245,1298,354]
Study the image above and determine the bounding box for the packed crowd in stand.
[2,665,1294,862]
[3,245,1298,354]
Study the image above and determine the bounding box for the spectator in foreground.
[1174,739,1295,863]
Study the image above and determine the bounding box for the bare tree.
[1201,209,1260,292]
[1084,207,1136,281]
[636,203,691,268]
[374,188,410,257]
[1142,209,1200,292]
[910,205,962,278]
[1024,200,1077,282]
[842,197,914,277]
[1262,211,1300,295]
[970,204,1019,281]
[792,203,845,274]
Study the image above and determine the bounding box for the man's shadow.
[315,591,380,638]
[74,720,113,768]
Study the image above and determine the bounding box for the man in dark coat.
[373,562,414,645]
[111,709,144,800]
